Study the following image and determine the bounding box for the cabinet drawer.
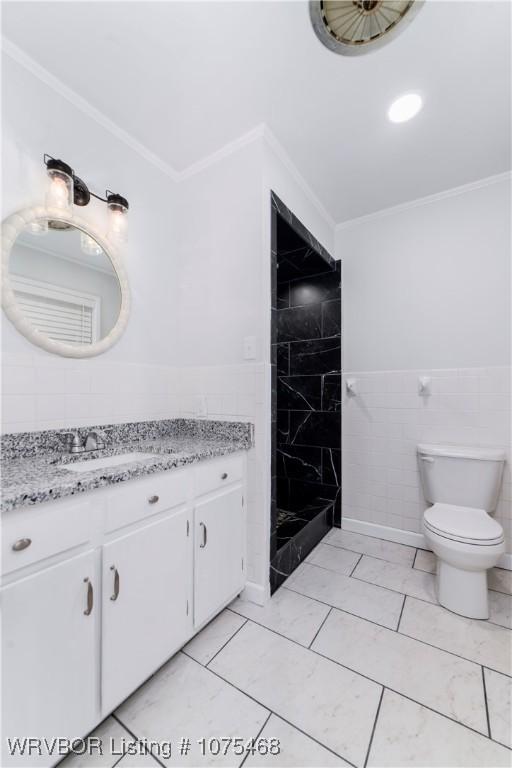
[2,497,93,576]
[105,469,189,532]
[194,453,244,497]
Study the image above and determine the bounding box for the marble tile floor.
[62,531,512,768]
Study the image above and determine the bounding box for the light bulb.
[388,93,423,123]
[45,157,74,213]
[107,194,129,245]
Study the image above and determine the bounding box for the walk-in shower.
[270,193,342,592]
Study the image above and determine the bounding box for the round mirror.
[2,208,130,357]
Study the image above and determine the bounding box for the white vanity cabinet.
[101,506,193,714]
[2,550,100,766]
[1,451,246,767]
[194,487,245,627]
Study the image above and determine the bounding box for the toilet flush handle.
[420,455,434,463]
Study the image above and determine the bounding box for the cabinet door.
[194,485,245,628]
[101,507,192,714]
[2,550,99,767]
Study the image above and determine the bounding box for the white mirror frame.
[1,206,130,358]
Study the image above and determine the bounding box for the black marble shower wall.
[270,193,341,593]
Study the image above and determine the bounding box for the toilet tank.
[417,444,506,512]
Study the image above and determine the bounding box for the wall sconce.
[38,155,129,248]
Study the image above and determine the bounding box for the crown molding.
[262,125,336,230]
[177,124,266,181]
[336,171,512,232]
[2,37,180,183]
[2,37,336,231]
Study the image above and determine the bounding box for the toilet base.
[437,560,489,619]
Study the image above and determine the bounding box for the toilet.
[417,443,506,619]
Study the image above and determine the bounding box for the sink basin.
[62,452,158,472]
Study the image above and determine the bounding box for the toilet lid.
[424,503,504,545]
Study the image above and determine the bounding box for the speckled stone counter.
[1,419,254,513]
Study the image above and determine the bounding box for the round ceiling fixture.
[388,92,423,123]
[310,0,423,56]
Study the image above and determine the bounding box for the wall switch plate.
[243,336,257,360]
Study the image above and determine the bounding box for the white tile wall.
[1,357,270,596]
[342,367,512,552]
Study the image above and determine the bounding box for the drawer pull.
[110,566,120,601]
[221,473,228,480]
[12,538,31,552]
[199,522,208,548]
[84,578,94,616]
[148,495,160,504]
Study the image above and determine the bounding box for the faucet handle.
[62,431,84,454]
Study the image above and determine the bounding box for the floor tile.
[60,717,135,768]
[489,568,512,595]
[116,652,268,766]
[312,608,487,733]
[353,555,437,603]
[244,715,350,767]
[414,549,436,573]
[287,562,403,629]
[484,668,512,748]
[229,588,329,647]
[489,590,512,629]
[399,597,512,676]
[324,528,415,566]
[209,621,382,767]
[367,690,511,767]
[184,610,246,665]
[305,542,360,576]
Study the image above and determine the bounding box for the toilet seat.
[423,503,504,546]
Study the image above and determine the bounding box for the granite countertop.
[1,419,253,513]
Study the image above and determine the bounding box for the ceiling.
[2,1,511,223]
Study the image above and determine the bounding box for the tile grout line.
[363,687,385,768]
[205,618,249,669]
[209,616,499,746]
[412,548,419,570]
[396,594,407,632]
[322,539,415,566]
[238,711,272,768]
[184,650,357,767]
[348,553,363,577]
[111,713,167,768]
[282,584,512,679]
[308,606,333,649]
[481,667,492,740]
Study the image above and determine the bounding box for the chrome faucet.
[84,430,107,451]
[63,429,109,454]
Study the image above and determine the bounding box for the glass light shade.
[107,201,128,244]
[46,168,73,212]
[80,231,104,256]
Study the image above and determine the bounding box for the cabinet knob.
[221,473,228,480]
[148,495,160,504]
[12,538,31,552]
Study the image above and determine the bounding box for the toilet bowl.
[417,443,506,619]
[422,503,505,618]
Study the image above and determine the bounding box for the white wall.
[337,177,512,561]
[1,48,336,599]
[1,52,180,361]
[337,178,510,372]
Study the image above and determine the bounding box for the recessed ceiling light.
[388,93,423,123]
